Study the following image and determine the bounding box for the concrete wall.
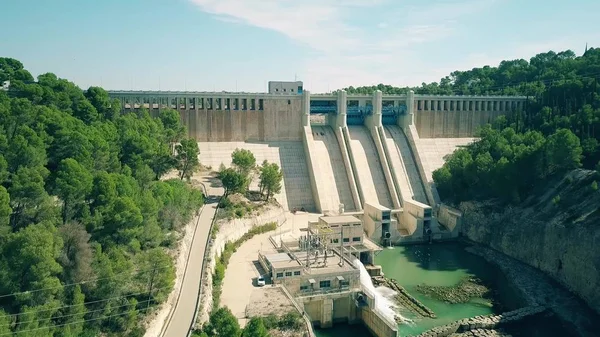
[404,124,439,206]
[283,270,360,296]
[112,91,526,144]
[437,204,462,233]
[371,126,402,209]
[303,125,326,212]
[192,98,303,141]
[414,110,498,138]
[412,97,524,138]
[335,127,362,210]
[301,294,359,328]
[360,308,397,337]
[126,98,304,142]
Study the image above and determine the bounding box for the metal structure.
[298,222,339,269]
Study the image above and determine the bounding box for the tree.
[2,223,63,306]
[8,166,51,229]
[159,109,185,146]
[0,57,33,82]
[57,285,86,337]
[58,223,94,283]
[0,310,11,336]
[176,138,200,180]
[100,197,144,245]
[218,167,247,196]
[0,186,11,236]
[0,155,8,184]
[0,58,204,337]
[543,128,582,177]
[231,148,256,178]
[134,248,175,305]
[88,171,117,213]
[204,307,241,337]
[242,317,270,337]
[84,86,120,120]
[258,161,283,201]
[54,158,93,224]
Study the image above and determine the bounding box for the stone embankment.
[372,276,436,319]
[450,329,513,337]
[410,306,546,337]
[466,245,600,335]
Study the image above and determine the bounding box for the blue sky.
[1,0,599,93]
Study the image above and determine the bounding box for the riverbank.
[465,243,600,336]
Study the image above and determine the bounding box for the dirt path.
[219,211,320,327]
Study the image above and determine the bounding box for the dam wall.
[412,96,525,138]
[108,91,526,142]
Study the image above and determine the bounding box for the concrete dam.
[109,87,526,245]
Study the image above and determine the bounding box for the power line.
[0,302,160,336]
[1,284,172,320]
[0,264,172,300]
[1,295,165,328]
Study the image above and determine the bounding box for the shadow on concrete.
[204,195,221,204]
[347,126,393,208]
[275,142,316,212]
[385,126,428,204]
[204,175,223,189]
[252,260,272,286]
[312,125,356,211]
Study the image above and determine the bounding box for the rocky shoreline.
[410,305,546,337]
[415,276,490,304]
[465,243,600,336]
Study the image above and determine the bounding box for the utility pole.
[146,263,157,311]
[339,226,344,266]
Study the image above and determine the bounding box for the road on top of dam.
[162,176,223,337]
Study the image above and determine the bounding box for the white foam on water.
[353,258,413,325]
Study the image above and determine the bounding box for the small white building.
[268,81,303,94]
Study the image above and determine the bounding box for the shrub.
[277,311,303,331]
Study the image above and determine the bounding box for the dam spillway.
[346,125,394,209]
[309,126,357,213]
[109,87,526,243]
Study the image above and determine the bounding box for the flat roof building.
[268,81,303,94]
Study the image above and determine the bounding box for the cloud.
[188,0,503,92]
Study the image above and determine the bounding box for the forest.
[1,46,599,336]
[0,58,204,336]
[344,48,600,204]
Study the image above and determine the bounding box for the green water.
[315,242,500,337]
[377,243,498,335]
[314,242,578,337]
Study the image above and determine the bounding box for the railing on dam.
[297,285,351,298]
[310,106,338,114]
[382,106,406,115]
[347,106,373,115]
